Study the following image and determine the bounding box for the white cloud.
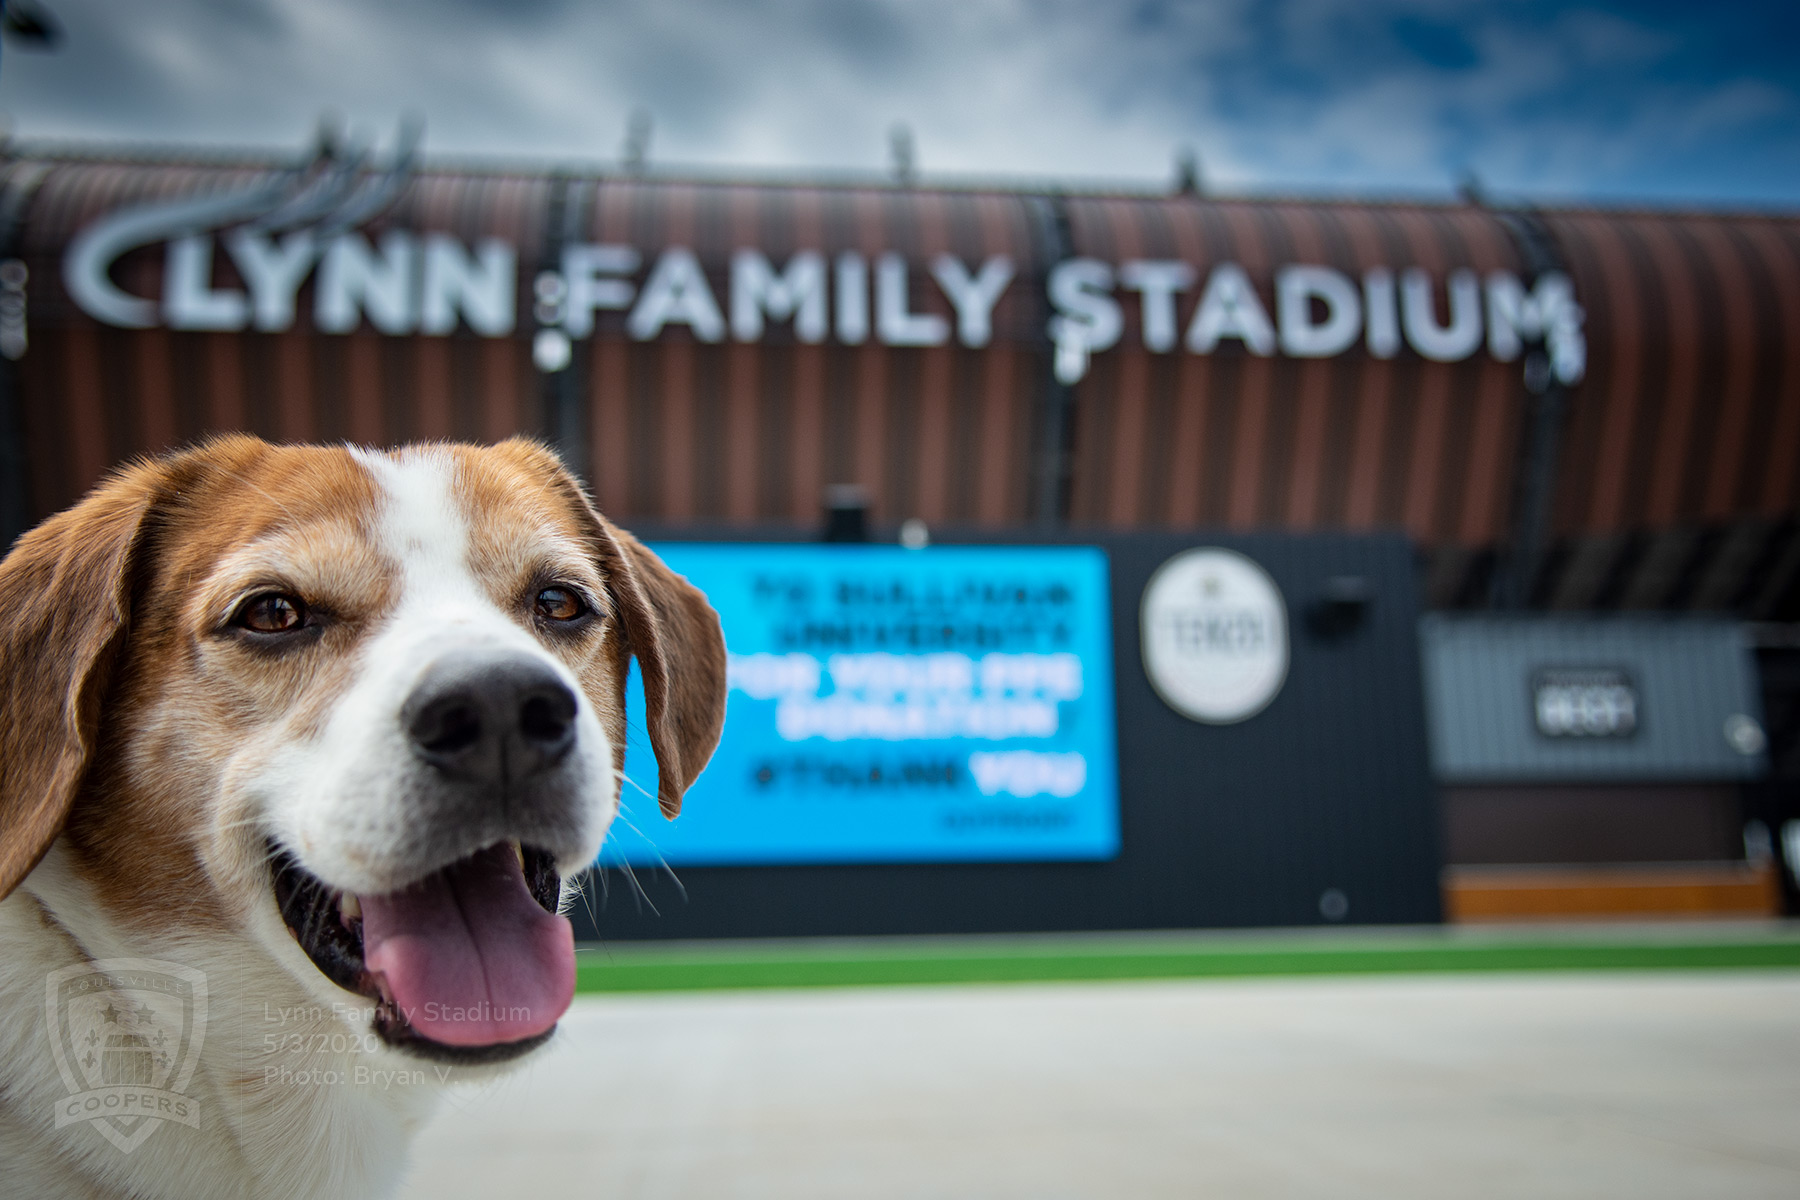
[0,0,1792,203]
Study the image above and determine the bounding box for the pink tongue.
[359,844,574,1047]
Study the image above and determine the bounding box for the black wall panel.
[573,531,1443,939]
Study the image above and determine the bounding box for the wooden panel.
[1444,862,1782,922]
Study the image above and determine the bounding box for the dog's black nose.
[402,652,578,787]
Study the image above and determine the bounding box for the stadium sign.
[1045,257,1585,387]
[63,186,1585,387]
[1140,547,1290,725]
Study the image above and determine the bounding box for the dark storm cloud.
[0,0,1795,203]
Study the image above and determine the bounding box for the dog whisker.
[566,865,602,934]
[616,769,658,804]
[618,858,657,916]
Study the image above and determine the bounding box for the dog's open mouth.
[271,841,573,1063]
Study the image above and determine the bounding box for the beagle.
[0,436,725,1198]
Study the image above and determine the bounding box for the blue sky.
[1,0,1795,205]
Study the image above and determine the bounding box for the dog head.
[0,436,724,1060]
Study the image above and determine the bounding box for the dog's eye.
[235,593,307,634]
[534,587,587,622]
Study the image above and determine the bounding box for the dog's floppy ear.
[0,460,169,901]
[591,517,726,819]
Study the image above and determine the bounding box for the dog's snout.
[402,653,578,786]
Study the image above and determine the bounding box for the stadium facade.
[2,134,1796,623]
[3,135,1797,929]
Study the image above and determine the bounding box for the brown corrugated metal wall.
[5,150,1799,616]
[576,179,1046,527]
[1547,210,1800,533]
[1055,195,1531,545]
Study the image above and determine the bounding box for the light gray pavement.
[398,971,1800,1199]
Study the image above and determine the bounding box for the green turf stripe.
[573,938,1800,993]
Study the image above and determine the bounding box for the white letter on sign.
[930,254,1013,348]
[226,230,317,331]
[1363,267,1400,359]
[835,252,869,345]
[1186,263,1275,355]
[560,243,638,337]
[1400,268,1481,361]
[731,249,827,343]
[628,246,725,342]
[1119,260,1195,353]
[420,235,515,336]
[1486,270,1586,384]
[316,231,418,334]
[1277,264,1361,357]
[875,253,949,346]
[164,234,247,330]
[1047,258,1123,352]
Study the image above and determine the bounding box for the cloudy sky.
[1,0,1795,205]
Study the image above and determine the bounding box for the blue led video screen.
[600,544,1120,866]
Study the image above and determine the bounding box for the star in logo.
[100,1003,120,1024]
[134,1002,155,1024]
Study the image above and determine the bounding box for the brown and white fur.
[0,436,726,1198]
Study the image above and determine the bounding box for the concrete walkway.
[398,971,1800,1199]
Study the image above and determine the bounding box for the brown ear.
[0,461,167,900]
[591,518,726,819]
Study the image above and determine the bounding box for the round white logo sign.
[1141,548,1289,724]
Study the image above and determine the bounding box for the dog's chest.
[0,877,441,1200]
